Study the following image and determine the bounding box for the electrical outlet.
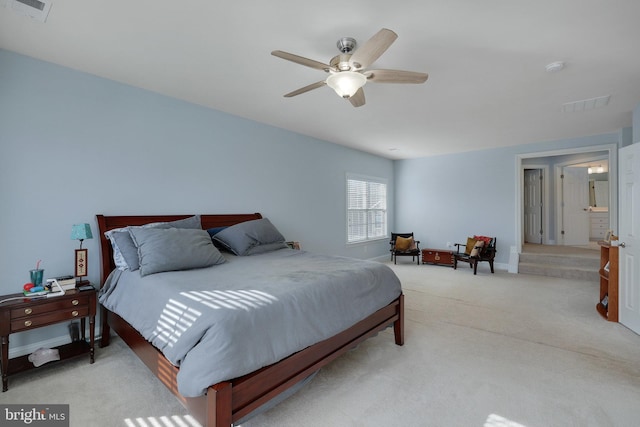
[446,241,452,248]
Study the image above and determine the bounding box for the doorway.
[559,165,590,246]
[523,168,545,244]
[515,143,618,253]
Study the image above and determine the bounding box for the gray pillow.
[213,218,286,256]
[112,230,141,271]
[158,215,202,230]
[104,215,202,271]
[245,241,289,255]
[129,227,225,277]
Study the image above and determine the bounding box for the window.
[347,174,387,243]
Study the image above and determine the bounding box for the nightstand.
[0,286,97,392]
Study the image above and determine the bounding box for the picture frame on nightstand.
[75,248,88,277]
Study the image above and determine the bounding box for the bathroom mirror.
[589,179,608,208]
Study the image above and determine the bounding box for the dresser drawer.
[10,295,89,319]
[11,306,89,332]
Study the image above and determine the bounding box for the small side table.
[422,248,454,267]
[0,286,97,392]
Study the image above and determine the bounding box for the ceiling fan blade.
[349,28,398,70]
[366,69,429,84]
[271,50,332,72]
[348,88,366,107]
[284,81,326,98]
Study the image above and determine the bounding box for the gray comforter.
[99,248,402,397]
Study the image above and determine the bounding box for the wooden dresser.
[590,211,609,240]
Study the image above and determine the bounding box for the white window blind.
[347,175,387,243]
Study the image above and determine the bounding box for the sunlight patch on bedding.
[151,299,203,348]
[181,289,278,312]
[124,414,201,427]
[484,413,527,427]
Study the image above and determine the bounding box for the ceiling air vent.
[562,95,611,113]
[2,0,52,22]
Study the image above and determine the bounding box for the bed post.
[394,293,404,346]
[96,214,112,348]
[99,308,111,347]
[207,382,232,427]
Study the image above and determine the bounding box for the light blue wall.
[394,133,619,266]
[634,102,640,143]
[0,50,394,349]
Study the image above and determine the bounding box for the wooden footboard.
[102,294,403,426]
[96,213,404,426]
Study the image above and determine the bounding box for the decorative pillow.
[213,218,286,256]
[395,236,414,252]
[470,240,485,257]
[104,215,202,271]
[464,237,477,255]
[473,235,493,247]
[128,227,225,277]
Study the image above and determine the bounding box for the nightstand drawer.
[10,295,89,319]
[11,306,89,332]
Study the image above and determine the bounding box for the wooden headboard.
[96,213,263,287]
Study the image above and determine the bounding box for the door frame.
[515,143,618,253]
[523,166,549,244]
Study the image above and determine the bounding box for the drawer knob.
[24,320,32,327]
[71,300,79,306]
[71,310,79,317]
[24,308,32,315]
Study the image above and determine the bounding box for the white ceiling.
[2,0,640,159]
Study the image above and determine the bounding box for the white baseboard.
[507,246,519,274]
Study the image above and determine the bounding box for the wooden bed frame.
[96,213,404,427]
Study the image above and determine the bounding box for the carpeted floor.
[3,262,639,427]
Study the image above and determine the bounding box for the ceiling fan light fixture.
[326,72,367,98]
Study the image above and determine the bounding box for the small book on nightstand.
[46,275,77,291]
[77,282,95,292]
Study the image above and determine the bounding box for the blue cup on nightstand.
[29,269,44,286]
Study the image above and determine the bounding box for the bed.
[97,213,404,426]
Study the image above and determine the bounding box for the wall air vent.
[2,0,52,22]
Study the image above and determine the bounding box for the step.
[518,262,599,282]
[519,244,600,282]
[519,252,599,269]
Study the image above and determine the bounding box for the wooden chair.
[453,237,496,275]
[390,233,421,265]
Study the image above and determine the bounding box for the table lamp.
[71,223,93,281]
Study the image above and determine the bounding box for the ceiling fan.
[271,28,428,107]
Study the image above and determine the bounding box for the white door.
[524,169,542,243]
[618,143,640,334]
[562,167,589,245]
